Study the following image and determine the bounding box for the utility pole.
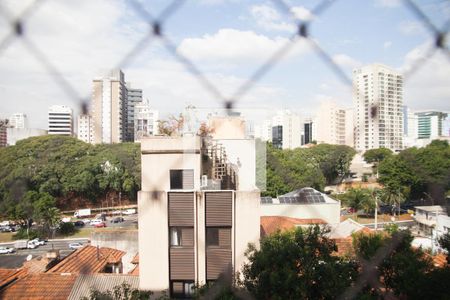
[374,193,378,231]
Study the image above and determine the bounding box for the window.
[170,169,194,190]
[170,227,182,246]
[206,228,219,247]
[171,281,194,298]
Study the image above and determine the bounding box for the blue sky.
[0,0,449,129]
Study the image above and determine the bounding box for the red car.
[94,222,107,228]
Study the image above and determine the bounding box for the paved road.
[0,238,90,269]
[363,220,415,229]
[75,214,137,229]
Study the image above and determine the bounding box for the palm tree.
[380,188,405,218]
[342,188,371,219]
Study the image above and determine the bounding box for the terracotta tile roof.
[47,245,125,274]
[332,237,355,256]
[131,253,139,264]
[260,216,326,237]
[423,252,448,268]
[0,273,77,300]
[129,265,139,275]
[0,268,27,288]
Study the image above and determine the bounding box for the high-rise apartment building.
[125,83,143,142]
[271,110,302,149]
[315,101,349,145]
[353,64,403,151]
[0,119,8,147]
[9,113,27,129]
[302,118,315,145]
[48,105,73,136]
[416,111,448,139]
[134,100,159,141]
[138,124,260,297]
[91,70,126,144]
[77,114,94,143]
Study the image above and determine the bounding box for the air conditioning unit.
[201,175,208,187]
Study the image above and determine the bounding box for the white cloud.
[177,28,309,65]
[398,21,425,36]
[401,40,450,112]
[249,4,314,33]
[383,41,392,49]
[332,54,362,69]
[374,0,401,8]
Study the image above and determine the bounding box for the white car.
[69,242,83,250]
[89,219,104,226]
[0,246,15,254]
[27,240,38,249]
[31,238,46,246]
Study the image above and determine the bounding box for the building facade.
[48,105,73,136]
[9,113,27,129]
[416,111,448,139]
[6,128,47,145]
[353,64,403,151]
[0,119,8,147]
[77,114,94,143]
[91,70,126,144]
[134,100,159,141]
[125,83,143,142]
[138,132,260,297]
[315,101,349,145]
[271,110,302,149]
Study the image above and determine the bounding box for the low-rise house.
[0,273,77,300]
[47,245,125,274]
[260,216,326,237]
[414,205,447,235]
[67,274,139,300]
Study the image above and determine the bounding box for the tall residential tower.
[353,64,403,151]
[48,105,73,136]
[91,70,127,144]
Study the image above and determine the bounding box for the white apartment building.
[134,100,159,141]
[77,114,94,143]
[315,101,350,146]
[9,113,27,129]
[126,83,143,142]
[91,70,126,144]
[254,119,273,142]
[48,105,73,136]
[353,64,403,151]
[271,110,303,149]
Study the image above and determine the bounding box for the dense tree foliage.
[0,135,141,216]
[242,226,358,300]
[339,188,375,215]
[363,148,393,164]
[264,143,356,197]
[378,140,450,203]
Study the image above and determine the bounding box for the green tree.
[33,192,60,237]
[81,282,152,300]
[363,148,393,164]
[242,226,358,300]
[341,188,372,217]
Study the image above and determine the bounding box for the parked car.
[27,240,38,249]
[89,219,104,226]
[94,222,107,228]
[111,217,124,223]
[73,220,85,227]
[0,246,15,254]
[69,242,83,250]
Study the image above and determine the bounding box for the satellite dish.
[26,254,32,261]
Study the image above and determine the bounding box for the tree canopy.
[264,143,356,197]
[378,140,450,203]
[363,148,393,164]
[0,135,141,216]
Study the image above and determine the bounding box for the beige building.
[91,70,126,144]
[77,114,94,143]
[353,64,403,151]
[315,101,350,146]
[138,130,260,297]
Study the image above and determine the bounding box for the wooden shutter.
[182,169,194,189]
[205,192,232,226]
[206,248,232,280]
[181,228,194,247]
[170,248,195,280]
[219,228,231,248]
[169,192,194,227]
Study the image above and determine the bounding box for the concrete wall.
[260,203,340,225]
[6,128,47,145]
[90,230,138,273]
[140,136,202,192]
[138,191,169,293]
[234,191,260,277]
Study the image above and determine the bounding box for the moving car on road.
[111,217,124,223]
[89,219,104,226]
[31,238,46,246]
[0,246,15,254]
[94,222,107,228]
[27,240,38,249]
[69,242,83,250]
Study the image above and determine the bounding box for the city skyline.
[0,0,449,129]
